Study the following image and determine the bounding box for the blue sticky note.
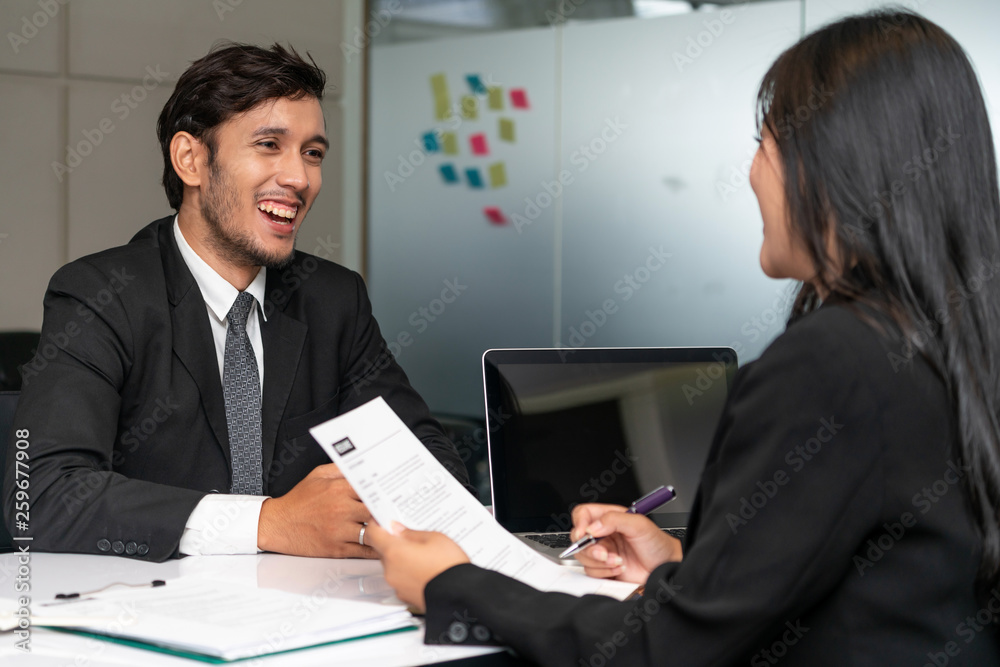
[423,131,439,152]
[466,75,487,96]
[465,168,484,189]
[440,164,459,184]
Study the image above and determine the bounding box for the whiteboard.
[368,3,802,416]
[558,3,801,355]
[368,28,560,415]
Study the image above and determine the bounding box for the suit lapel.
[261,308,308,480]
[172,287,232,462]
[157,219,232,468]
[260,290,307,483]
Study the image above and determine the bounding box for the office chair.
[435,414,490,504]
[0,391,19,552]
[0,331,40,391]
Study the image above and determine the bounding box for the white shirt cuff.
[179,494,268,555]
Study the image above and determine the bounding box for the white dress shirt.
[172,218,269,555]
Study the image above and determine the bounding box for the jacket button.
[472,624,491,642]
[137,544,149,556]
[125,541,137,555]
[447,621,468,643]
[111,540,125,554]
[97,538,111,552]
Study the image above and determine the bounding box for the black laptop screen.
[484,348,736,533]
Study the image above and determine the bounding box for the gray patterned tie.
[223,292,263,495]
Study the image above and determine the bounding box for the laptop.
[483,347,737,560]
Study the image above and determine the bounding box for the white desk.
[0,552,516,666]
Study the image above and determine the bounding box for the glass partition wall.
[364,0,1000,417]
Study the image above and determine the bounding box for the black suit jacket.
[423,301,1000,666]
[4,216,472,561]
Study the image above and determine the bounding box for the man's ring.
[359,523,367,546]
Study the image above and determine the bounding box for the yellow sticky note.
[431,73,451,120]
[461,95,478,120]
[488,86,503,110]
[435,98,451,121]
[431,73,448,96]
[499,118,515,143]
[489,162,507,188]
[441,132,458,155]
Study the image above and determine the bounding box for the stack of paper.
[30,577,416,662]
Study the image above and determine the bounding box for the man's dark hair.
[156,42,327,210]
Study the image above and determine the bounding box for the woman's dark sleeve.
[424,312,886,666]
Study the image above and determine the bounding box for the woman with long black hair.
[368,10,1000,665]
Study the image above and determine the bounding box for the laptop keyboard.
[525,533,573,548]
[525,528,686,548]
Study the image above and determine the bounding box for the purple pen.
[559,485,677,559]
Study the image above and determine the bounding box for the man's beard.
[201,160,297,270]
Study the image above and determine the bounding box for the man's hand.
[570,503,682,583]
[257,463,376,558]
[366,522,470,613]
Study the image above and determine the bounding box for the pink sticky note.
[484,207,506,225]
[470,133,489,156]
[510,88,529,109]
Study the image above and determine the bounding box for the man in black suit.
[3,43,472,562]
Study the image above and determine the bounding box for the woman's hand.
[366,522,470,613]
[570,504,682,584]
